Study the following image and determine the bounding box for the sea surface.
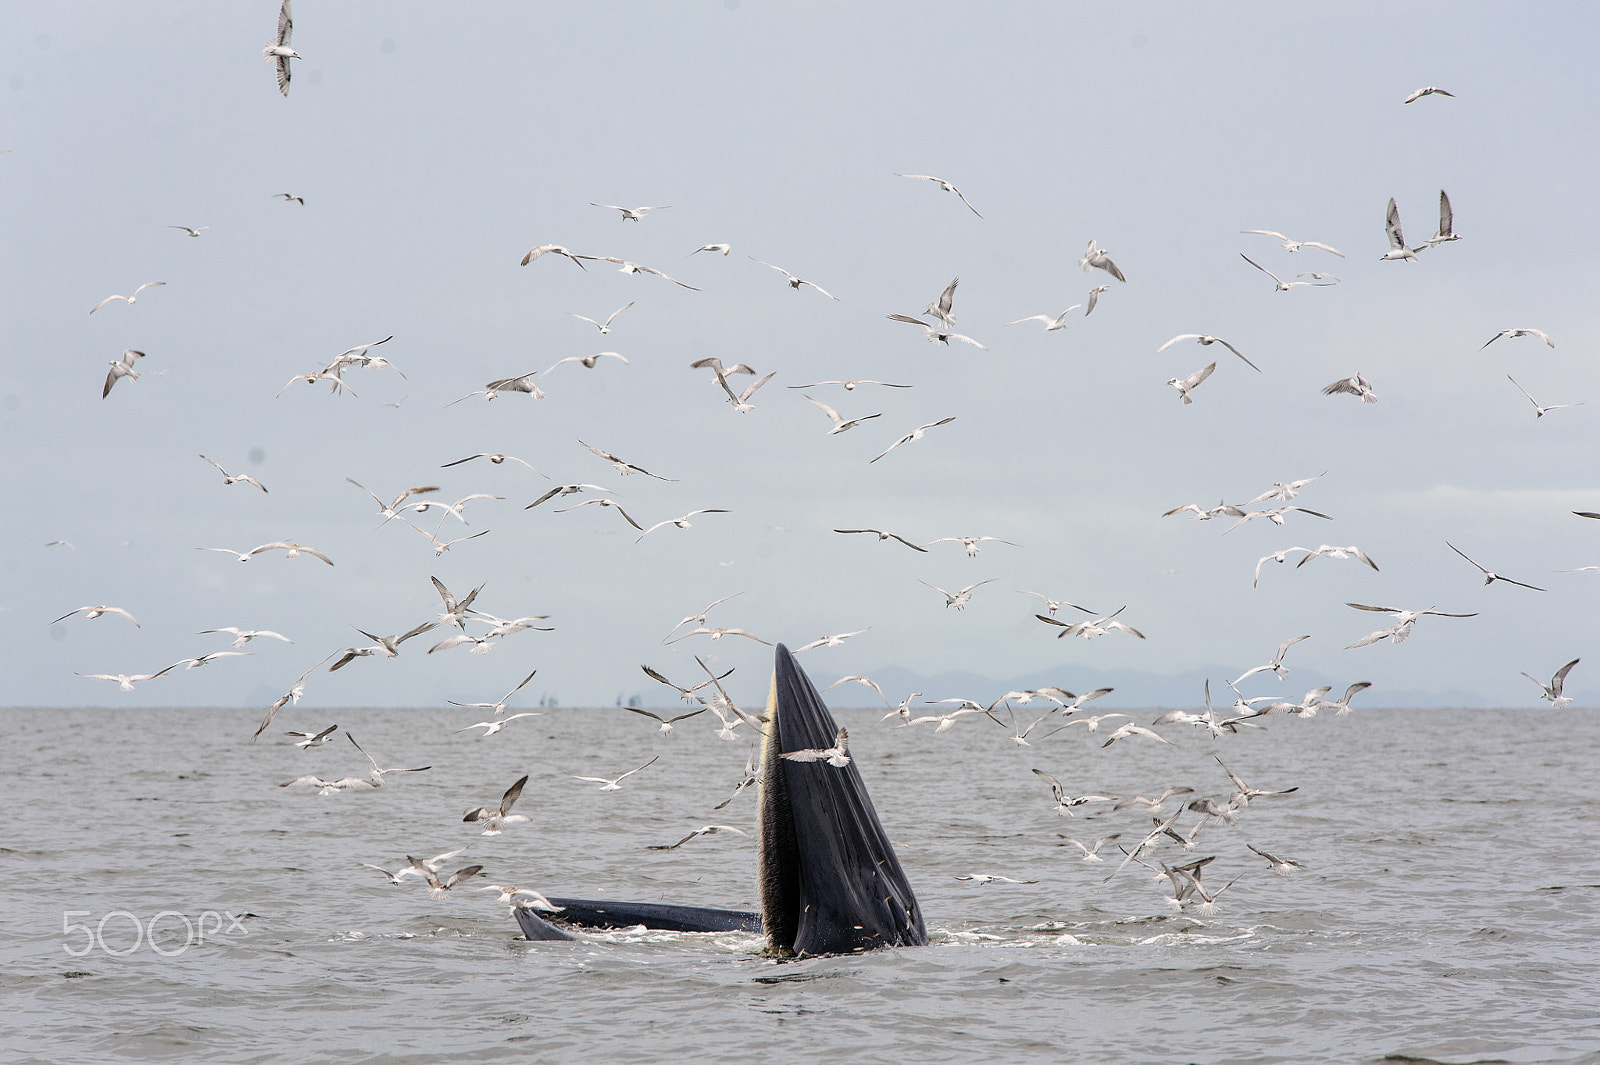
[4,703,1598,1065]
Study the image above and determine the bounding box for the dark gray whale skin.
[515,644,925,955]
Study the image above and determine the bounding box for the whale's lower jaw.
[515,645,925,956]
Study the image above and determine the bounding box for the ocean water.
[4,703,1598,1064]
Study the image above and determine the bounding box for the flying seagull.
[1446,541,1546,591]
[834,528,927,552]
[1403,86,1454,103]
[90,282,165,315]
[591,203,670,222]
[463,774,531,834]
[1427,189,1461,246]
[1483,328,1554,350]
[264,0,299,97]
[572,755,660,791]
[894,173,983,218]
[1157,333,1261,372]
[1241,253,1335,290]
[1078,240,1126,282]
[1240,230,1345,257]
[200,455,268,492]
[1322,373,1378,403]
[568,301,634,334]
[869,417,956,463]
[750,257,839,301]
[1522,658,1579,709]
[1507,375,1582,418]
[1168,362,1216,404]
[102,350,147,398]
[1381,198,1427,262]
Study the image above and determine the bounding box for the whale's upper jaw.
[759,643,926,956]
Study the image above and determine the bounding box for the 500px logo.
[62,910,249,957]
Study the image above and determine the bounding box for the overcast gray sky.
[6,3,1598,711]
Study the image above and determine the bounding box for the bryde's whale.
[514,643,926,955]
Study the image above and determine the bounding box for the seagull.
[553,496,644,531]
[880,690,924,724]
[449,670,539,715]
[834,528,927,552]
[1403,85,1454,103]
[1057,834,1123,862]
[1295,544,1379,573]
[1077,239,1126,282]
[463,775,531,834]
[662,594,744,641]
[441,453,542,474]
[1168,361,1216,405]
[400,492,502,526]
[1507,376,1582,418]
[1034,606,1145,641]
[1247,474,1325,505]
[102,349,146,397]
[544,350,630,375]
[455,713,545,737]
[985,702,1058,747]
[1224,506,1333,535]
[1156,334,1261,372]
[636,509,730,541]
[591,203,670,222]
[1241,253,1336,290]
[1483,328,1555,350]
[1427,189,1461,246]
[1380,198,1427,262]
[480,885,563,912]
[665,626,771,647]
[691,243,732,256]
[787,379,912,391]
[1322,372,1378,403]
[427,632,497,655]
[918,578,995,611]
[796,630,870,653]
[264,0,298,96]
[1522,658,1580,709]
[277,370,357,398]
[1247,843,1305,876]
[1018,591,1095,617]
[1113,788,1195,813]
[573,755,660,791]
[248,541,333,565]
[1240,230,1345,257]
[1030,769,1115,816]
[823,674,887,703]
[168,225,209,238]
[430,576,484,630]
[1345,602,1478,648]
[53,605,139,627]
[750,257,839,300]
[285,724,339,749]
[715,370,778,413]
[198,626,290,649]
[370,846,471,884]
[407,858,485,899]
[1446,542,1546,591]
[924,277,960,327]
[885,313,987,349]
[1085,285,1110,315]
[582,256,700,290]
[519,244,589,269]
[273,192,305,205]
[330,622,437,670]
[1253,548,1310,587]
[347,479,440,521]
[805,395,881,435]
[641,664,725,705]
[578,440,676,481]
[894,173,983,217]
[953,874,1038,886]
[870,417,957,464]
[1314,682,1373,716]
[1233,635,1311,685]
[90,281,166,315]
[77,666,177,691]
[568,301,635,335]
[281,775,377,796]
[781,728,851,767]
[1101,722,1175,749]
[524,484,609,509]
[652,825,749,850]
[1164,501,1246,521]
[447,374,544,404]
[345,731,430,782]
[253,654,335,740]
[905,702,987,733]
[925,536,1018,557]
[200,455,268,493]
[1006,307,1082,331]
[1215,754,1299,802]
[624,706,709,735]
